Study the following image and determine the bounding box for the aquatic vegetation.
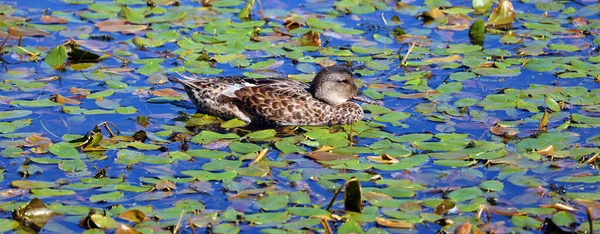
[0,0,599,233]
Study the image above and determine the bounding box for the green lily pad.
[447,187,483,202]
[89,191,124,202]
[45,45,67,69]
[229,141,263,154]
[258,193,289,211]
[49,142,80,158]
[0,110,33,120]
[11,180,56,189]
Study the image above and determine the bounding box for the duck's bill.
[352,94,383,106]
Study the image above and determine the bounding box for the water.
[1,0,600,233]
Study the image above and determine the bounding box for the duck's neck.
[310,87,348,106]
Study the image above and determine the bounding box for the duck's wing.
[220,78,309,99]
[169,73,307,95]
[169,73,313,125]
[234,78,309,98]
[169,74,246,92]
[228,80,365,126]
[227,83,323,125]
[243,78,309,89]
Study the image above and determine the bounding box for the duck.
[169,66,375,126]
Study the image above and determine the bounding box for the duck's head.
[310,66,359,106]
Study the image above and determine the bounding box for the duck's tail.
[167,75,181,84]
[167,71,199,86]
[174,71,196,80]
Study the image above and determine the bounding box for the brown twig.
[173,209,186,234]
[94,121,121,137]
[321,218,333,234]
[326,181,346,211]
[475,204,491,224]
[188,216,197,234]
[256,0,263,12]
[588,206,594,234]
[400,42,415,66]
[382,13,389,47]
[348,123,353,146]
[0,34,9,52]
[250,148,268,166]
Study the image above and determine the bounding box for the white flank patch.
[278,121,296,126]
[221,82,256,97]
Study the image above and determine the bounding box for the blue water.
[1,0,599,233]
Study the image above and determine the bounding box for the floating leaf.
[10,99,63,107]
[8,26,50,37]
[259,193,289,211]
[473,0,493,12]
[447,187,483,202]
[473,67,520,77]
[479,180,504,191]
[45,46,67,69]
[11,180,56,189]
[0,219,19,232]
[487,0,515,26]
[118,209,149,223]
[300,30,321,47]
[51,94,81,105]
[87,89,115,99]
[49,142,79,158]
[511,216,543,229]
[31,188,76,196]
[525,58,555,72]
[229,142,263,154]
[0,110,32,120]
[306,17,334,29]
[13,198,55,232]
[95,19,148,34]
[246,129,277,140]
[89,191,124,202]
[305,151,357,161]
[375,217,414,229]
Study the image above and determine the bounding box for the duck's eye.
[339,80,350,84]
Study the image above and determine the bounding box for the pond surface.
[1,0,600,233]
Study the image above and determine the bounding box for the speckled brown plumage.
[169,66,366,126]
